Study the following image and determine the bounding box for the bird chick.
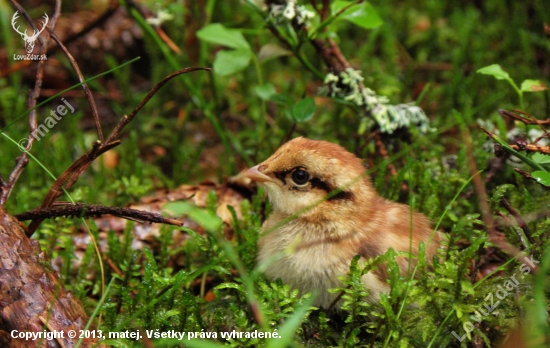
[244,137,439,309]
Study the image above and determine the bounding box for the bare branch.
[1,0,61,206]
[461,121,531,271]
[499,109,550,126]
[106,67,211,144]
[509,143,550,155]
[16,202,183,237]
[27,67,210,234]
[26,141,121,233]
[47,28,104,142]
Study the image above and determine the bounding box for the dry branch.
[499,109,550,126]
[26,67,211,234]
[16,203,183,236]
[510,143,550,155]
[0,0,61,206]
[47,28,104,142]
[461,122,529,269]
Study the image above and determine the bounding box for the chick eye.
[291,169,310,185]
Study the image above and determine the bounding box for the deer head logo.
[11,11,49,54]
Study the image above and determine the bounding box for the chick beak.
[244,165,272,183]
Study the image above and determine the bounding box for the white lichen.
[324,68,431,134]
[267,0,315,25]
[146,9,175,27]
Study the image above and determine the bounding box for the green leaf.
[162,201,222,232]
[532,153,550,164]
[290,98,316,122]
[331,1,383,29]
[255,83,277,100]
[520,79,548,92]
[476,64,511,81]
[196,23,250,50]
[213,49,252,76]
[532,170,550,186]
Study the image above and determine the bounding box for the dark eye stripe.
[310,178,353,201]
[310,177,330,191]
[274,168,353,201]
[274,170,289,184]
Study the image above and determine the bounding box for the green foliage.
[328,1,384,30]
[477,63,547,109]
[109,175,154,205]
[532,171,550,187]
[287,97,317,122]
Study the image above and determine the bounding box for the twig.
[17,203,182,236]
[522,110,550,141]
[106,67,211,144]
[499,109,550,126]
[509,143,550,155]
[374,133,397,176]
[26,141,121,233]
[513,168,536,181]
[156,27,181,54]
[513,168,550,190]
[0,0,61,206]
[369,318,384,348]
[47,28,104,142]
[460,119,529,270]
[104,255,124,277]
[27,67,210,234]
[374,133,408,192]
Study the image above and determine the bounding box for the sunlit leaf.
[532,170,550,186]
[197,23,250,50]
[476,64,511,81]
[520,79,548,92]
[532,153,550,164]
[163,201,222,232]
[213,49,252,76]
[331,1,383,29]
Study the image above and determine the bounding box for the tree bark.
[0,206,97,347]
